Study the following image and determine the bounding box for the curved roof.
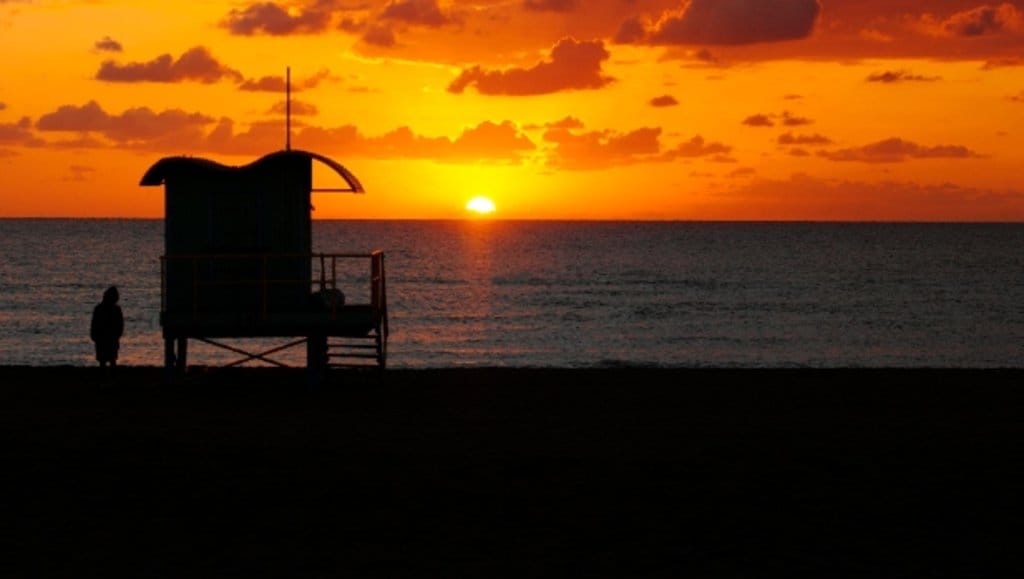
[139,149,364,193]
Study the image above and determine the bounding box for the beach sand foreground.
[2,367,1021,577]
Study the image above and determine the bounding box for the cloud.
[717,174,1024,221]
[64,164,96,182]
[778,132,832,145]
[543,125,662,169]
[238,69,333,92]
[650,94,679,107]
[664,135,732,159]
[94,36,122,52]
[780,111,812,126]
[541,123,731,169]
[819,138,981,163]
[1009,91,1024,102]
[926,3,1024,37]
[380,0,451,27]
[267,99,319,116]
[221,1,333,35]
[646,0,821,45]
[867,70,940,83]
[207,118,535,162]
[362,24,397,47]
[0,116,41,145]
[742,114,774,127]
[614,17,646,44]
[0,102,6,111]
[36,101,215,145]
[523,0,576,12]
[96,46,242,84]
[448,37,614,96]
[982,57,1024,69]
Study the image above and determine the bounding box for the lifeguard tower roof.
[139,149,364,193]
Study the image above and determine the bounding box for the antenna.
[286,66,292,151]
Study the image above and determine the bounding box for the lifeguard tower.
[140,71,387,375]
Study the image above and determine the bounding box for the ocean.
[0,219,1021,368]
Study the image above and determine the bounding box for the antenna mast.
[286,66,292,151]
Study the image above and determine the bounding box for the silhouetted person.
[91,286,123,371]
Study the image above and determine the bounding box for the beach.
[2,366,1021,577]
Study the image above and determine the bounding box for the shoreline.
[3,366,1021,576]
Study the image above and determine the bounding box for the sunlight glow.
[466,196,497,215]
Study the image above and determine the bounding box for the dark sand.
[2,366,1021,577]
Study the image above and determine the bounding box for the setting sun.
[466,196,497,216]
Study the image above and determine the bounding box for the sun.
[465,196,497,215]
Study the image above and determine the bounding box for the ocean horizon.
[1,218,1021,369]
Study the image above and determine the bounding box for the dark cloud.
[867,70,940,83]
[541,125,731,170]
[778,132,832,145]
[238,69,333,92]
[614,17,646,44]
[742,114,774,127]
[780,111,812,126]
[646,0,821,45]
[362,24,397,46]
[36,101,215,145]
[0,102,6,111]
[96,46,242,84]
[819,137,981,163]
[448,37,614,96]
[543,126,662,169]
[0,116,41,145]
[221,1,333,35]
[650,94,679,107]
[267,99,319,116]
[380,0,451,27]
[206,118,535,162]
[728,167,756,178]
[982,57,1024,69]
[523,0,576,13]
[94,36,122,52]
[664,135,732,159]
[931,3,1024,37]
[1009,91,1024,102]
[789,147,811,157]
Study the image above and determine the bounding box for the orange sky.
[1,0,1023,220]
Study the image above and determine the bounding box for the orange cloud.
[96,46,242,84]
[664,135,731,159]
[94,36,122,52]
[645,0,821,45]
[778,132,832,145]
[650,94,679,107]
[238,69,333,92]
[181,116,537,162]
[267,99,319,116]
[35,101,215,144]
[523,0,577,12]
[718,174,1024,221]
[543,126,661,169]
[362,24,397,47]
[819,138,981,163]
[925,3,1024,37]
[0,116,42,146]
[380,0,452,27]
[448,37,614,96]
[542,122,730,169]
[867,70,940,83]
[742,114,773,127]
[221,1,334,35]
